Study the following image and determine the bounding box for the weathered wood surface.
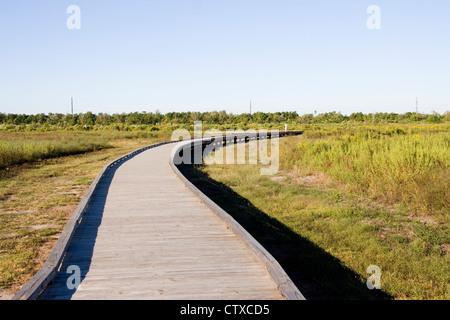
[12,142,175,300]
[37,142,290,300]
[171,137,305,300]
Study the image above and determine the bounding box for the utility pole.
[71,97,74,118]
[416,97,418,121]
[250,100,252,116]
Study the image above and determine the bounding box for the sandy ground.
[0,290,14,300]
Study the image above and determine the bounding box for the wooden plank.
[171,137,306,300]
[15,132,305,300]
[36,142,286,300]
[12,142,176,300]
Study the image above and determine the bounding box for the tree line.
[0,110,448,126]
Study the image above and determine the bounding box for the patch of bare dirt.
[408,215,438,226]
[269,176,286,183]
[291,175,326,187]
[270,170,331,191]
[0,210,37,215]
[0,289,14,300]
[28,224,58,230]
[441,244,450,256]
[0,233,18,239]
[33,240,57,265]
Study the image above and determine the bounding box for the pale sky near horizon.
[0,0,449,115]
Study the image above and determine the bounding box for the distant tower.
[250,100,252,116]
[71,97,74,117]
[416,97,418,121]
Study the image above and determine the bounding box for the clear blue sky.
[1,0,449,115]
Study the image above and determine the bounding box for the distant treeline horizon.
[1,110,449,127]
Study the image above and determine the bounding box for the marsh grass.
[1,123,448,299]
[280,123,450,216]
[0,133,168,297]
[191,124,449,299]
[0,132,112,170]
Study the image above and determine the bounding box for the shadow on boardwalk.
[38,163,121,300]
[178,164,393,300]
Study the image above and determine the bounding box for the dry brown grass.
[0,135,167,298]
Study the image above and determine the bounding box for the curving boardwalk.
[36,141,297,300]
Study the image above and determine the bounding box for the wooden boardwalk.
[38,142,291,300]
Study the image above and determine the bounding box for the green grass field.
[0,130,171,170]
[0,122,448,299]
[185,122,449,299]
[280,123,450,216]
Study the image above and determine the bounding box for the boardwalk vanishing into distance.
[13,132,305,300]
